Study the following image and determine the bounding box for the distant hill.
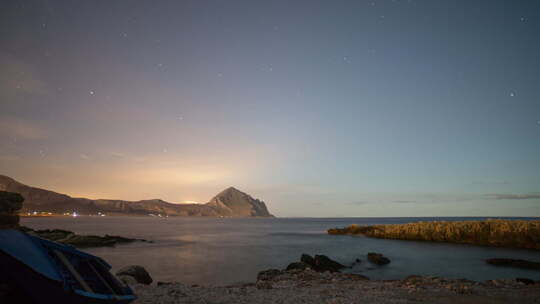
[0,175,273,217]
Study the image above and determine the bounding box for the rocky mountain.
[207,187,272,217]
[0,175,273,217]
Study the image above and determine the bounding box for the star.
[510,92,515,97]
[89,90,95,95]
[520,17,526,22]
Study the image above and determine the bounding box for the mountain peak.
[0,175,273,217]
[208,187,273,217]
[217,186,244,196]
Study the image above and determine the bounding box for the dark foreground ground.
[132,269,540,304]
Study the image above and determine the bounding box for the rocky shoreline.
[122,254,540,303]
[131,268,540,304]
[19,226,151,248]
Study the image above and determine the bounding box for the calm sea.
[21,217,540,285]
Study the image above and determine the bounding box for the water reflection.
[21,217,540,285]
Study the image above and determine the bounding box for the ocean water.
[21,217,540,285]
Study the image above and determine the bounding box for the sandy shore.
[131,269,540,304]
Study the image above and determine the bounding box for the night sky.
[1,0,539,216]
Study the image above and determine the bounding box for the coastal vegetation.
[327,219,540,250]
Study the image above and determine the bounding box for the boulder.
[516,278,535,285]
[367,252,391,265]
[257,269,283,281]
[301,253,315,266]
[297,254,345,272]
[116,265,153,285]
[486,258,540,270]
[286,262,309,271]
[350,258,362,267]
[117,275,138,286]
[313,254,346,272]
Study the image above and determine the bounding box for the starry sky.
[1,0,539,217]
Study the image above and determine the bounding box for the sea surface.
[21,217,540,285]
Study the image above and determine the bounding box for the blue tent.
[0,229,136,304]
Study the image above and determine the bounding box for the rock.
[404,275,423,283]
[257,269,283,281]
[59,234,120,247]
[117,275,138,286]
[341,273,369,281]
[313,255,346,272]
[299,254,345,272]
[286,262,309,271]
[301,254,316,266]
[58,234,144,248]
[116,265,153,285]
[21,226,147,248]
[486,258,540,270]
[367,252,391,265]
[32,229,73,241]
[350,258,362,267]
[516,278,535,285]
[255,281,273,289]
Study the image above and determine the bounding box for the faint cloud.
[392,200,417,203]
[79,154,90,160]
[109,152,126,158]
[0,117,48,140]
[488,193,540,200]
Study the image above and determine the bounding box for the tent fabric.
[0,229,63,282]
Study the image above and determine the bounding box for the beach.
[131,269,540,304]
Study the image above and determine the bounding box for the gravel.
[131,269,540,304]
